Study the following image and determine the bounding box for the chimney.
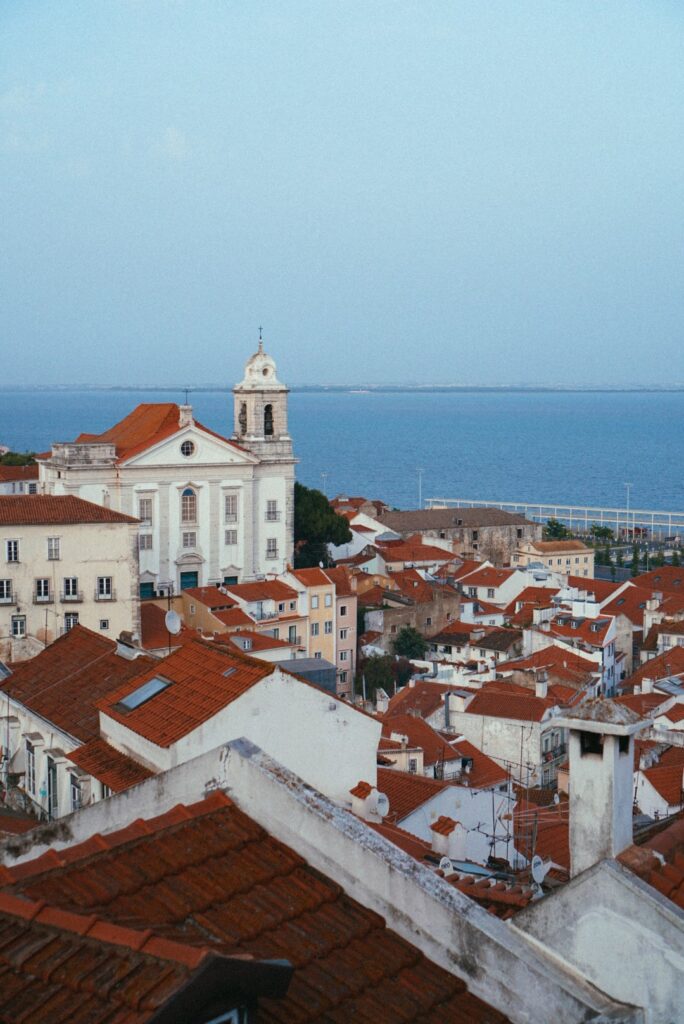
[349,781,390,822]
[430,817,467,861]
[554,700,642,877]
[641,677,653,694]
[535,670,548,700]
[179,404,194,428]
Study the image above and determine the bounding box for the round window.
[180,440,195,457]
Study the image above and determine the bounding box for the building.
[0,464,38,495]
[513,539,595,578]
[377,507,541,564]
[0,495,140,661]
[38,336,296,594]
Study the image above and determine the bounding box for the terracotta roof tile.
[626,646,684,688]
[462,688,557,724]
[376,768,449,819]
[98,639,273,747]
[68,738,154,792]
[223,580,298,603]
[459,567,515,588]
[633,567,684,596]
[642,764,684,806]
[0,465,39,482]
[2,626,157,743]
[140,602,193,651]
[4,792,507,1023]
[385,682,453,720]
[291,568,333,588]
[0,494,138,526]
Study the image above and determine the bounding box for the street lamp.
[417,467,424,509]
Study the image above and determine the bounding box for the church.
[38,337,296,596]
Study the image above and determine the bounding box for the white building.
[38,337,296,594]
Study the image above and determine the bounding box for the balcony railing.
[265,511,281,522]
[225,513,238,524]
[251,608,277,621]
[542,743,567,764]
[94,589,116,602]
[287,635,302,646]
[33,593,54,605]
[60,591,84,603]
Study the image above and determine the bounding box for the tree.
[0,451,36,466]
[630,544,640,578]
[294,482,352,568]
[672,549,681,567]
[391,626,427,659]
[544,518,569,540]
[590,524,614,543]
[391,657,414,689]
[357,655,394,699]
[616,548,624,568]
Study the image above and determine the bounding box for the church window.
[264,404,274,436]
[181,488,197,524]
[180,440,195,457]
[224,493,238,522]
[182,532,197,548]
[239,403,247,435]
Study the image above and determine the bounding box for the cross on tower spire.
[258,325,264,354]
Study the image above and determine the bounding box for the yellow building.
[513,540,595,578]
[288,568,337,663]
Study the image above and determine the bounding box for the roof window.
[223,667,236,677]
[118,676,171,711]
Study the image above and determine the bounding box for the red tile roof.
[459,567,515,588]
[140,601,193,650]
[642,764,684,806]
[462,688,557,724]
[322,566,355,596]
[633,567,684,596]
[527,540,590,553]
[350,780,373,798]
[229,631,299,652]
[381,715,461,767]
[450,559,487,581]
[375,541,455,564]
[565,576,623,601]
[504,587,560,615]
[659,703,684,724]
[223,580,298,603]
[184,585,237,609]
[98,639,273,747]
[548,615,612,647]
[0,494,138,525]
[377,767,450,819]
[626,646,684,688]
[0,464,39,482]
[2,626,157,743]
[614,692,672,717]
[290,567,333,587]
[73,402,245,464]
[3,790,507,1024]
[498,644,598,684]
[602,585,652,628]
[385,681,455,720]
[68,737,154,792]
[213,607,255,629]
[452,738,509,788]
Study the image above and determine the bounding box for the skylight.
[118,676,170,710]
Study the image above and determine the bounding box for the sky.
[1,1,683,387]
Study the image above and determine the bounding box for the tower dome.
[232,331,293,464]
[238,335,286,392]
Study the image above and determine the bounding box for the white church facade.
[38,338,296,595]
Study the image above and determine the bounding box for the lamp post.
[417,467,424,509]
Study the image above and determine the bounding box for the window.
[97,576,113,599]
[28,483,37,494]
[426,617,432,626]
[340,671,347,683]
[0,580,12,603]
[64,613,79,630]
[63,577,78,599]
[238,402,247,435]
[266,538,278,560]
[47,756,58,818]
[6,540,18,563]
[390,625,397,634]
[47,537,60,560]
[70,773,82,811]
[340,649,348,661]
[138,497,153,525]
[575,557,579,564]
[314,651,322,659]
[139,534,153,550]
[181,487,197,524]
[278,602,285,612]
[289,600,296,611]
[468,587,476,598]
[102,783,111,799]
[118,675,171,711]
[99,619,109,630]
[408,758,418,774]
[340,628,348,640]
[340,604,347,617]
[181,532,197,550]
[180,440,195,457]
[311,595,319,610]
[311,622,319,636]
[288,625,297,643]
[264,403,274,436]
[517,528,523,539]
[324,593,333,607]
[11,615,26,638]
[224,493,238,523]
[225,530,237,546]
[487,588,495,599]
[26,740,36,794]
[324,620,333,634]
[35,578,50,601]
[266,500,279,521]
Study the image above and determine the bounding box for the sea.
[1,389,683,513]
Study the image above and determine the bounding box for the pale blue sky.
[2,1,683,386]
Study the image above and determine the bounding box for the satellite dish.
[531,855,551,885]
[553,792,560,805]
[439,856,453,874]
[375,792,390,818]
[318,561,325,568]
[165,610,182,636]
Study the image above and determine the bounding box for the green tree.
[358,655,394,699]
[652,550,666,568]
[294,482,352,568]
[391,626,427,659]
[544,518,570,540]
[630,544,640,578]
[616,549,624,568]
[0,451,36,466]
[672,549,681,567]
[391,657,414,689]
[590,524,614,543]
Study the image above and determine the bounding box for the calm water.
[1,389,682,512]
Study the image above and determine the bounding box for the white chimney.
[430,817,467,861]
[535,670,548,700]
[349,781,389,822]
[554,700,642,877]
[641,677,653,694]
[179,404,194,428]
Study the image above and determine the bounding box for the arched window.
[239,403,247,435]
[181,487,197,524]
[264,403,274,436]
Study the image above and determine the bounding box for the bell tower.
[232,331,294,464]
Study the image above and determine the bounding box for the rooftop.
[0,494,138,526]
[379,508,534,531]
[68,737,155,793]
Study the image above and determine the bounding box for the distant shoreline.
[2,384,684,395]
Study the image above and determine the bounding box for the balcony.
[287,634,302,646]
[251,608,277,622]
[265,511,281,522]
[542,742,567,765]
[94,589,116,602]
[60,590,84,603]
[33,593,54,605]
